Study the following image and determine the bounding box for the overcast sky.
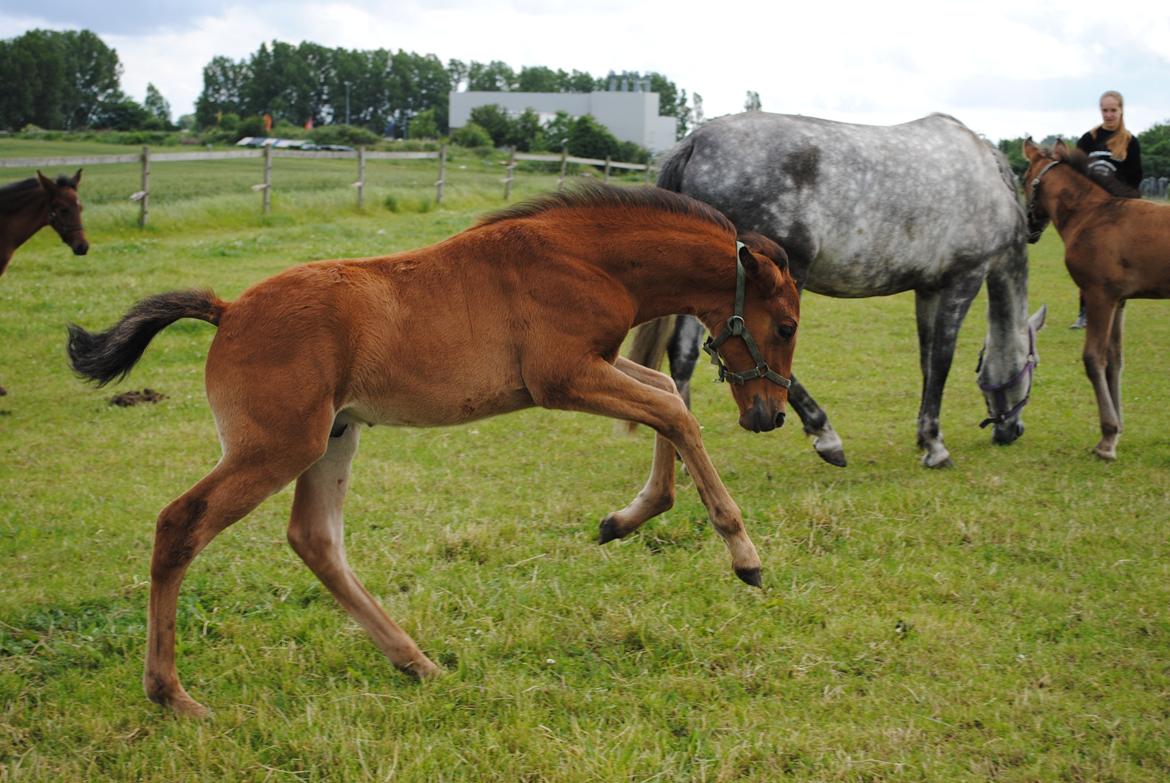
[2,0,1168,143]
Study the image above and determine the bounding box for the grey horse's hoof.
[816,448,847,467]
[735,567,763,588]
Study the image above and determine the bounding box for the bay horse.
[1,170,89,395]
[631,112,1046,467]
[66,184,800,717]
[1022,138,1170,459]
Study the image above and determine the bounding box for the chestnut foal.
[1023,139,1170,459]
[68,185,800,716]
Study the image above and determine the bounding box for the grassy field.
[1,150,1168,782]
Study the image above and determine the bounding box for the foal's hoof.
[598,515,624,544]
[734,567,763,588]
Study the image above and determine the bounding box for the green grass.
[1,149,1169,781]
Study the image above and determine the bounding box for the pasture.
[1,155,1168,781]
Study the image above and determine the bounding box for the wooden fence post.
[604,156,611,182]
[644,162,652,184]
[558,147,568,192]
[356,146,366,209]
[262,144,273,215]
[436,144,447,205]
[503,147,516,200]
[138,146,151,228]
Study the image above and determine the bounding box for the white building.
[448,90,678,152]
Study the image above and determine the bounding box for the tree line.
[0,29,171,131]
[194,41,690,143]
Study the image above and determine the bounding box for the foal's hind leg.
[1082,293,1122,459]
[286,423,440,679]
[144,444,323,716]
[598,357,678,543]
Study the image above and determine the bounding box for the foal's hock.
[67,184,800,716]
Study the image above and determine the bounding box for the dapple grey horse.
[633,112,1046,467]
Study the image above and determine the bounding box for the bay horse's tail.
[67,290,226,387]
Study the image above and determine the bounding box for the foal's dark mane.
[477,183,736,235]
[0,175,72,214]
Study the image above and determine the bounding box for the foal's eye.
[777,323,796,340]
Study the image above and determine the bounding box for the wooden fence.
[0,145,653,227]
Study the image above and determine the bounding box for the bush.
[309,124,381,147]
[451,122,493,149]
[407,109,440,140]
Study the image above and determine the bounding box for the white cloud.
[2,0,1168,140]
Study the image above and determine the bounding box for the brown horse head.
[705,230,799,433]
[36,169,88,256]
[1021,138,1062,243]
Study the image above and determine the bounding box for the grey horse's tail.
[655,134,695,192]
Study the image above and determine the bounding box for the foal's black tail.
[67,290,225,387]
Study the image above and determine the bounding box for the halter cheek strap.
[976,323,1038,428]
[702,241,792,388]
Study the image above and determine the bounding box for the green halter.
[702,241,792,388]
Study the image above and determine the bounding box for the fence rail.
[0,144,654,226]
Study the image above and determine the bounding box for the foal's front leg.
[543,356,763,586]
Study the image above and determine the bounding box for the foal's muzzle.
[71,239,89,256]
[739,398,785,433]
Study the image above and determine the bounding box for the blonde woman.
[1069,90,1143,327]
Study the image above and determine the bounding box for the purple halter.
[976,323,1038,429]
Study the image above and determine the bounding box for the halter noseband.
[702,241,792,388]
[976,322,1038,429]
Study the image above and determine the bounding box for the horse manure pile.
[109,388,166,407]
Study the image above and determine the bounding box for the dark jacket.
[1077,128,1143,188]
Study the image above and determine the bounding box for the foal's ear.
[1053,139,1070,159]
[72,168,83,187]
[1022,138,1042,162]
[36,170,55,191]
[739,243,780,296]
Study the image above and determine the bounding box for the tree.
[144,83,172,127]
[744,91,762,112]
[518,65,563,92]
[467,60,515,91]
[1138,121,1170,180]
[195,55,248,128]
[407,108,439,139]
[0,29,122,130]
[567,114,620,160]
[997,137,1027,177]
[468,104,513,147]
